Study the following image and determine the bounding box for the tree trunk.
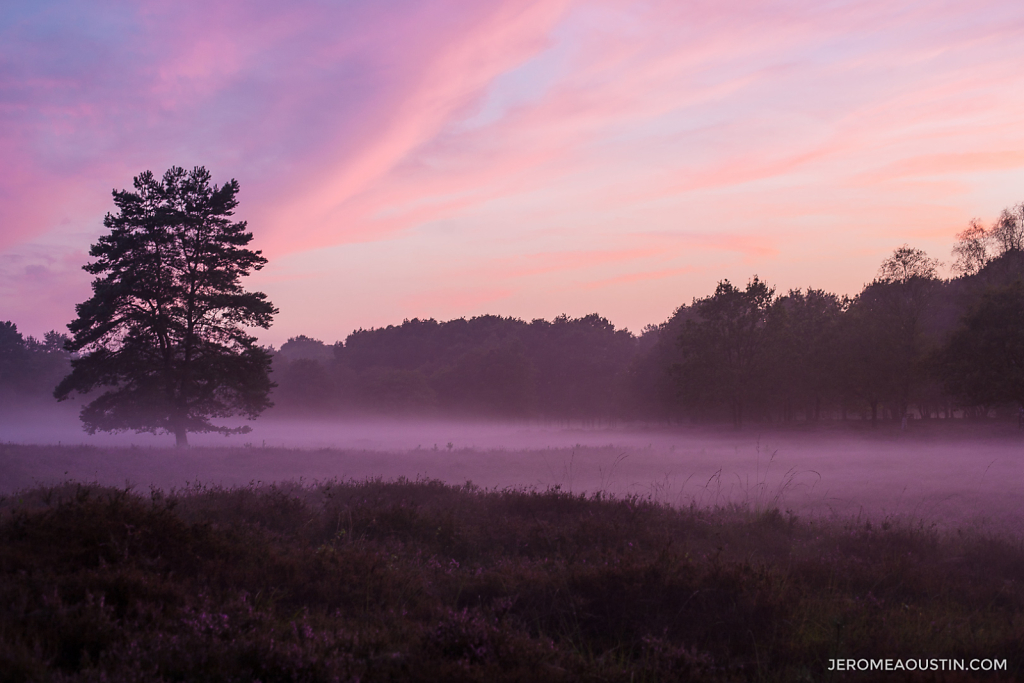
[175,426,189,448]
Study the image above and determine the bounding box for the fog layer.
[2,410,1021,532]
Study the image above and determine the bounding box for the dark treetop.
[55,166,277,447]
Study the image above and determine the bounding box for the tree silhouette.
[940,280,1024,410]
[842,246,940,423]
[991,203,1024,254]
[876,244,940,283]
[771,289,847,422]
[55,167,276,447]
[951,203,1024,278]
[0,321,32,398]
[952,219,991,276]
[675,277,776,428]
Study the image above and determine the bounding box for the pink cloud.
[865,151,1024,182]
[474,247,667,280]
[261,1,573,253]
[5,0,1024,339]
[583,265,697,290]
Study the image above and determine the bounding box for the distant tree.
[843,246,940,422]
[771,289,847,421]
[332,314,635,420]
[840,293,895,422]
[0,323,72,401]
[627,316,695,422]
[277,335,334,363]
[0,321,30,394]
[341,317,453,372]
[431,344,535,417]
[952,219,991,276]
[526,314,635,419]
[55,167,276,447]
[991,203,1024,254]
[358,368,437,414]
[939,280,1024,409]
[675,277,775,428]
[40,330,71,354]
[877,244,940,283]
[951,203,1024,277]
[273,357,338,413]
[25,331,73,399]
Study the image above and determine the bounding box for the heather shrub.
[1,478,1022,681]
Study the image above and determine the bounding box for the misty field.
[3,417,1024,528]
[2,423,1024,680]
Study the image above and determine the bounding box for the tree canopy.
[674,278,776,428]
[940,279,1024,409]
[55,166,276,446]
[0,322,71,405]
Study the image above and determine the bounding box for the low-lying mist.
[3,407,1022,533]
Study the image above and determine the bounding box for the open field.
[2,416,1024,530]
[3,420,1024,680]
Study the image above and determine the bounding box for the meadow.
[1,425,1023,681]
[3,418,1024,529]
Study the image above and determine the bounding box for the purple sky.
[4,0,1024,345]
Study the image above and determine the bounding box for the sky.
[3,0,1024,346]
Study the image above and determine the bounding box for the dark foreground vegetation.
[1,479,1021,682]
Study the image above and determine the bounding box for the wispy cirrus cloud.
[4,0,1024,340]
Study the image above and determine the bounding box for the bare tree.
[877,245,940,283]
[951,218,991,276]
[952,202,1024,277]
[990,202,1024,254]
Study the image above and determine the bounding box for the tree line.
[267,204,1024,425]
[6,184,1024,428]
[0,323,72,408]
[272,314,636,420]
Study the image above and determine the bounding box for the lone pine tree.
[55,166,277,447]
